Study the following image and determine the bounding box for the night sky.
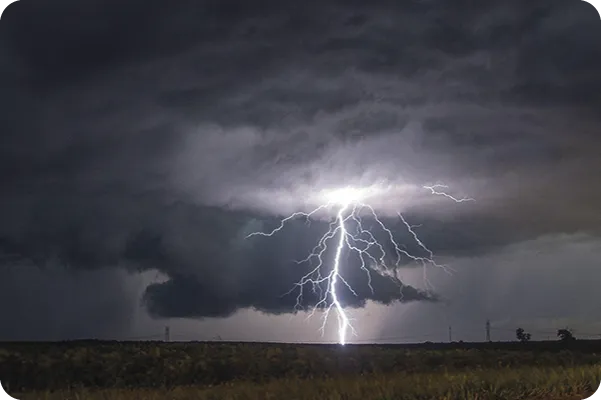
[1,0,600,343]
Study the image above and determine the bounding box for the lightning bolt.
[246,185,473,345]
[423,184,475,203]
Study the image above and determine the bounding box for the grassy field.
[2,340,600,399]
[13,366,601,400]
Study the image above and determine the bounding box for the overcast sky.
[0,0,600,343]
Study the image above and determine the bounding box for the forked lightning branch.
[246,184,474,345]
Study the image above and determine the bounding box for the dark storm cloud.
[0,0,600,325]
[0,264,137,340]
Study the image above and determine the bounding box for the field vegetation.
[1,340,600,399]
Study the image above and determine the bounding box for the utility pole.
[485,320,491,342]
[164,326,170,342]
[448,326,452,342]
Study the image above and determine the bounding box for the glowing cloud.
[322,186,376,206]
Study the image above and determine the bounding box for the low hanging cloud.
[0,0,600,323]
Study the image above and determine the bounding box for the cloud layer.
[0,0,600,325]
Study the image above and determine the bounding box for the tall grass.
[16,365,601,400]
[3,341,601,392]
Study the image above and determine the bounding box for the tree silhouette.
[516,328,531,343]
[557,328,575,342]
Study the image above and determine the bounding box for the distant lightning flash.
[246,185,474,345]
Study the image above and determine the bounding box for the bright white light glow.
[323,186,373,206]
[247,184,473,345]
